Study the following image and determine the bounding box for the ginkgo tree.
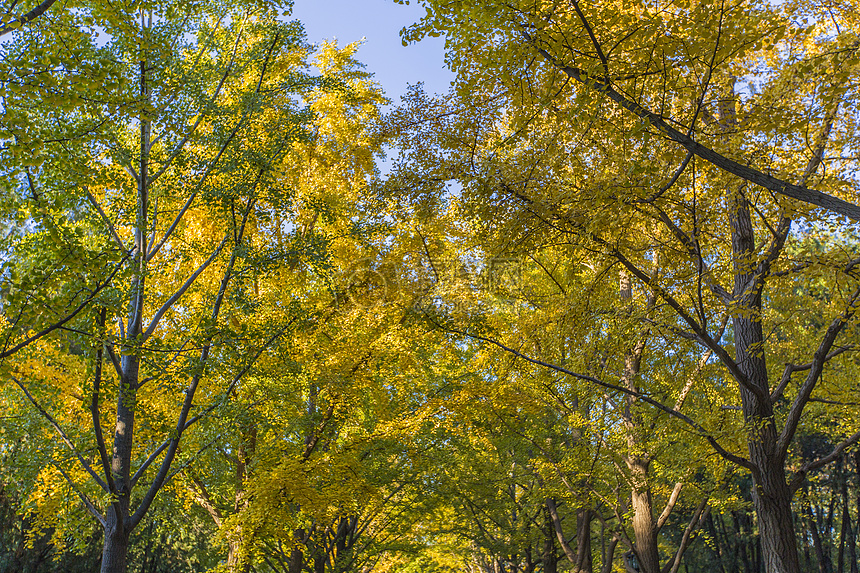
[0,0,376,571]
[382,86,741,573]
[397,1,860,572]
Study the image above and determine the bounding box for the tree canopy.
[1,1,860,573]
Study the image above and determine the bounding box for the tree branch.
[0,0,59,36]
[789,429,860,494]
[522,32,860,220]
[777,286,860,457]
[141,230,231,341]
[0,251,132,360]
[11,376,109,492]
[438,322,756,471]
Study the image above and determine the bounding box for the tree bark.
[728,147,800,573]
[543,509,558,573]
[574,508,593,573]
[628,458,659,573]
[100,512,130,573]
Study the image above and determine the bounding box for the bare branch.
[656,482,683,533]
[771,345,855,402]
[570,0,609,78]
[91,308,115,494]
[664,499,709,573]
[85,189,126,251]
[50,461,106,527]
[789,429,860,494]
[141,230,230,341]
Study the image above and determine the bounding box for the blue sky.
[290,0,454,103]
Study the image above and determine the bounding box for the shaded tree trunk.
[543,510,558,573]
[804,498,829,573]
[574,508,593,573]
[729,179,800,573]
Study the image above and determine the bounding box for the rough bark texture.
[731,190,801,573]
[574,508,593,573]
[628,459,659,573]
[619,272,660,573]
[100,515,130,573]
[721,76,800,572]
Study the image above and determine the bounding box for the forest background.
[0,1,859,573]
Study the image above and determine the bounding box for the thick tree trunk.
[574,508,593,573]
[100,510,130,573]
[628,459,659,573]
[751,471,801,573]
[732,226,801,573]
[721,78,800,572]
[288,539,304,573]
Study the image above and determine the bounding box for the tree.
[0,1,350,570]
[396,2,860,572]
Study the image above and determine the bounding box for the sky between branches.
[291,0,453,103]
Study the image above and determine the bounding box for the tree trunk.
[288,543,304,573]
[574,508,593,573]
[227,540,248,573]
[600,536,618,573]
[722,77,800,572]
[628,459,659,573]
[101,355,137,573]
[543,512,558,573]
[706,512,727,573]
[846,467,858,573]
[805,498,828,573]
[619,271,659,573]
[752,473,802,573]
[100,510,130,573]
[101,38,150,573]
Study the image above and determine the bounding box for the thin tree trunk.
[805,498,829,573]
[101,18,151,571]
[543,509,558,573]
[706,512,727,573]
[838,474,849,573]
[600,537,618,573]
[846,463,858,573]
[618,270,659,573]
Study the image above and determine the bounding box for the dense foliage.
[0,0,859,572]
